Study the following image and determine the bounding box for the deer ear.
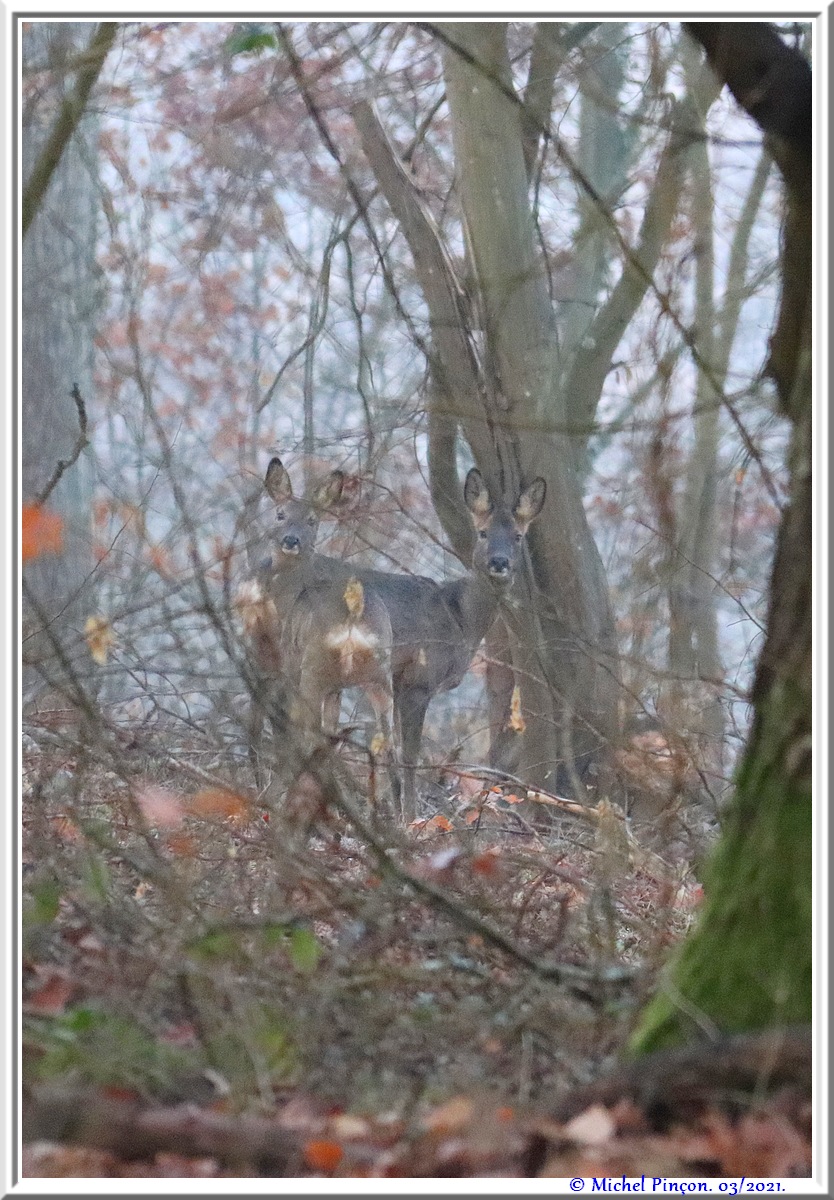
[464,468,493,517]
[515,478,546,524]
[265,457,292,503]
[312,469,345,510]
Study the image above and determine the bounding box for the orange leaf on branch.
[507,684,526,733]
[22,504,64,561]
[420,813,453,834]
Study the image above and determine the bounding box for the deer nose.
[280,534,301,554]
[488,555,510,577]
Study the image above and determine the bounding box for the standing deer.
[237,458,399,811]
[235,457,346,786]
[361,468,546,820]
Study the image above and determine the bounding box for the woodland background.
[19,19,814,1181]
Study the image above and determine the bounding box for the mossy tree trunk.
[633,22,812,1051]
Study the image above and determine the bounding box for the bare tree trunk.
[22,23,104,703]
[437,22,620,795]
[665,60,725,780]
[665,66,773,789]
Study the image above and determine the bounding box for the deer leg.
[285,654,329,783]
[266,679,291,741]
[367,682,401,824]
[248,672,285,789]
[247,689,266,788]
[396,686,431,824]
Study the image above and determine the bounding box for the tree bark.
[21,22,117,238]
[435,22,621,793]
[22,23,105,702]
[633,22,812,1050]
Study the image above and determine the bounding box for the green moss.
[631,682,812,1053]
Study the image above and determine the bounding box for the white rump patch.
[325,625,380,677]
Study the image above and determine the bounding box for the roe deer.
[238,458,399,811]
[360,468,546,820]
[235,457,345,785]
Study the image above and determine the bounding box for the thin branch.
[561,94,692,435]
[353,98,492,559]
[308,748,634,999]
[521,22,601,179]
[425,21,782,505]
[22,22,119,239]
[35,383,89,504]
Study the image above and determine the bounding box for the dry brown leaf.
[507,684,525,732]
[421,1095,473,1134]
[24,966,76,1015]
[164,831,199,857]
[471,847,502,876]
[85,615,116,665]
[188,787,251,824]
[420,813,453,834]
[563,1103,616,1146]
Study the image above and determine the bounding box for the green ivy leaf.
[186,927,239,960]
[26,878,62,925]
[288,927,321,973]
[225,26,276,57]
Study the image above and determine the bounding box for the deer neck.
[447,571,502,655]
[262,552,318,601]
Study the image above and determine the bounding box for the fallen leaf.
[422,814,453,834]
[188,787,251,824]
[564,1104,616,1146]
[422,1095,473,1134]
[24,967,75,1015]
[472,848,501,876]
[330,1114,371,1140]
[164,831,199,857]
[303,1139,343,1172]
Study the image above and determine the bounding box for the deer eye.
[478,529,488,540]
[515,532,523,542]
[275,511,285,521]
[307,515,316,526]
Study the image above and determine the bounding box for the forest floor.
[20,722,812,1180]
